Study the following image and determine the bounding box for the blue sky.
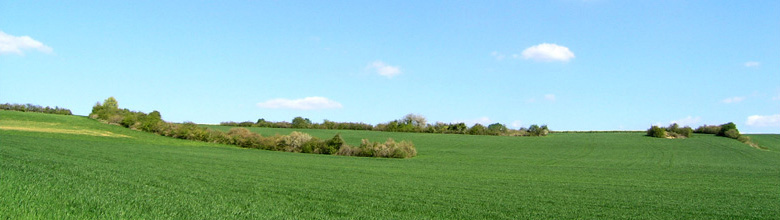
[2,1,778,133]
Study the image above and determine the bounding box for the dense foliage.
[646,123,693,139]
[89,97,416,158]
[223,113,550,137]
[0,103,72,115]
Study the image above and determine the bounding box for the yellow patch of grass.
[0,120,130,138]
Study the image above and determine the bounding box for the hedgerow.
[223,114,550,137]
[0,103,72,115]
[90,97,416,158]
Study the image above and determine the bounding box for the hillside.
[2,110,779,219]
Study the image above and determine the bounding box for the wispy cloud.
[722,96,745,104]
[670,116,701,127]
[521,43,574,62]
[367,61,401,78]
[0,31,53,55]
[544,94,556,101]
[490,51,506,61]
[510,120,523,129]
[257,97,342,110]
[746,114,780,127]
[744,61,760,67]
[528,94,557,103]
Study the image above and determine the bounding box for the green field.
[2,110,779,219]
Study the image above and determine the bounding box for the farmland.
[2,110,779,219]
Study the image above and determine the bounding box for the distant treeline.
[222,114,550,137]
[1,103,72,115]
[90,97,416,158]
[646,122,762,149]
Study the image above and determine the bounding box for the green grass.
[2,110,780,219]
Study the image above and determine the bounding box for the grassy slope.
[2,111,779,219]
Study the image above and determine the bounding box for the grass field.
[2,110,779,219]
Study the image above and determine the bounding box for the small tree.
[468,123,487,135]
[292,117,312,129]
[487,123,507,135]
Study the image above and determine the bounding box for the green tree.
[487,123,507,135]
[468,124,487,135]
[292,117,312,128]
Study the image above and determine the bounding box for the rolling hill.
[2,110,779,219]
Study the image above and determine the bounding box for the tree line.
[222,114,550,137]
[90,97,417,158]
[1,103,72,115]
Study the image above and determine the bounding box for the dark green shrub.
[724,129,740,139]
[694,125,720,134]
[468,124,487,135]
[647,125,667,138]
[487,123,507,135]
[717,122,737,137]
[292,117,312,129]
[320,134,345,154]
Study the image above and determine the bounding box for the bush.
[724,129,740,139]
[647,126,667,138]
[694,125,721,134]
[468,124,487,135]
[487,123,507,135]
[278,131,313,152]
[718,122,738,137]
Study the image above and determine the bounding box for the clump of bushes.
[1,103,72,115]
[90,97,417,158]
[693,125,721,134]
[691,122,762,149]
[646,123,692,139]
[337,138,417,158]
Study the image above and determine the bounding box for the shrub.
[487,123,507,135]
[468,124,487,135]
[227,128,262,149]
[717,122,738,137]
[724,129,740,139]
[694,125,721,134]
[278,131,313,152]
[647,125,667,138]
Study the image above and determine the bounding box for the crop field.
[2,110,779,219]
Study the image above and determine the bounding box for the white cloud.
[670,116,701,127]
[746,114,780,127]
[256,97,342,110]
[544,94,556,101]
[722,96,745,104]
[510,120,523,129]
[367,61,401,78]
[453,117,492,126]
[744,61,760,67]
[0,31,53,55]
[521,43,574,62]
[490,51,506,60]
